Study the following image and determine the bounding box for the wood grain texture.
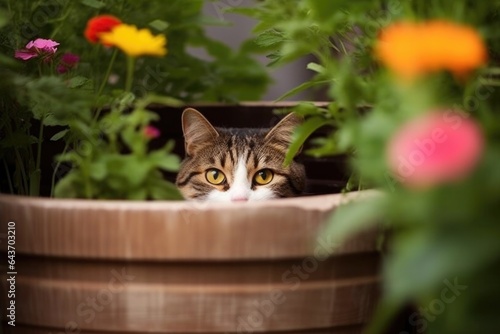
[0,191,381,333]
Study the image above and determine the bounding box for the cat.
[176,108,306,202]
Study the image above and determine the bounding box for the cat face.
[176,108,306,202]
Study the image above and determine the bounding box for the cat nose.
[231,195,249,202]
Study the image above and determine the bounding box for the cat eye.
[205,168,226,185]
[253,169,274,185]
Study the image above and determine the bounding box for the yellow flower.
[375,21,487,80]
[100,24,167,57]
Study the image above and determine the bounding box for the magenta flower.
[144,126,161,139]
[15,38,60,61]
[387,111,484,189]
[57,53,80,74]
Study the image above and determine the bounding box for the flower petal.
[99,24,167,57]
[387,111,484,189]
[14,49,37,60]
[84,15,122,44]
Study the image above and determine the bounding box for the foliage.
[0,0,270,199]
[53,93,183,200]
[238,1,500,333]
[1,0,269,101]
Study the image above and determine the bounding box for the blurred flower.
[108,74,120,85]
[387,111,484,188]
[376,21,487,79]
[15,38,60,61]
[99,24,167,57]
[144,125,161,139]
[56,53,80,74]
[84,15,122,44]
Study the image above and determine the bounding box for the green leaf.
[137,94,184,109]
[255,29,285,48]
[54,172,80,198]
[384,223,500,306]
[89,160,107,181]
[306,0,339,22]
[50,129,69,141]
[149,179,184,200]
[80,0,105,9]
[321,192,386,247]
[149,151,180,172]
[149,19,169,32]
[68,76,90,89]
[306,62,326,74]
[43,114,68,127]
[128,188,148,200]
[288,102,329,117]
[275,80,331,102]
[329,59,366,112]
[284,116,332,165]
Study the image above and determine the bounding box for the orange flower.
[375,21,488,79]
[84,15,122,44]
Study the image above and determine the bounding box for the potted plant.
[0,1,382,333]
[236,0,500,333]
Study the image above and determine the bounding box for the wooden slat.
[0,192,379,260]
[4,324,366,334]
[7,272,379,332]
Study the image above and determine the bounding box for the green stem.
[125,56,136,93]
[2,159,14,194]
[96,48,119,100]
[83,160,93,199]
[337,38,348,57]
[36,118,44,171]
[28,118,45,196]
[14,149,28,195]
[92,107,104,124]
[5,117,28,194]
[50,142,70,198]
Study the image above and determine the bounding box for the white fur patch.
[205,157,276,202]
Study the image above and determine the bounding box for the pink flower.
[387,111,484,189]
[57,53,80,74]
[15,38,60,61]
[144,126,160,139]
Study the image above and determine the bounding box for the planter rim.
[0,190,379,260]
[0,190,375,211]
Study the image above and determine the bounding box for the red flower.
[144,126,161,139]
[56,53,80,74]
[84,15,122,44]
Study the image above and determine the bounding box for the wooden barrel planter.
[0,103,382,333]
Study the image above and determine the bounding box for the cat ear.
[182,108,219,156]
[265,112,303,154]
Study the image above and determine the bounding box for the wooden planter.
[0,192,380,333]
[1,103,382,333]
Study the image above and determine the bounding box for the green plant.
[0,0,270,198]
[53,92,183,200]
[238,1,500,333]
